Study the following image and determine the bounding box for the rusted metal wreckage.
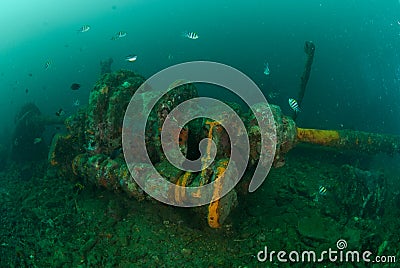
[47,70,400,228]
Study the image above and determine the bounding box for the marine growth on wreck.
[48,69,400,230]
[48,69,297,228]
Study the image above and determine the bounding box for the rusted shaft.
[296,128,400,155]
[293,41,315,121]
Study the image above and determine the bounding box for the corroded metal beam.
[296,128,400,155]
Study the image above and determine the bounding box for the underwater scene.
[1,0,400,267]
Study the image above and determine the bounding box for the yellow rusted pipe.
[207,159,229,228]
[296,128,340,145]
[296,128,400,155]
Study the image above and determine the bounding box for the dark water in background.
[1,0,400,143]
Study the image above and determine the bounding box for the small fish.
[70,83,81,90]
[55,108,65,117]
[33,137,42,144]
[44,60,51,70]
[183,31,199,40]
[110,31,127,40]
[319,185,327,195]
[78,25,90,33]
[117,31,127,38]
[125,55,138,62]
[263,63,270,76]
[111,31,127,40]
[73,99,80,107]
[288,98,300,113]
[25,88,29,94]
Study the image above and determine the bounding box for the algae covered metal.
[48,69,400,228]
[48,69,286,228]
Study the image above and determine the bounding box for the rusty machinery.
[47,69,400,228]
